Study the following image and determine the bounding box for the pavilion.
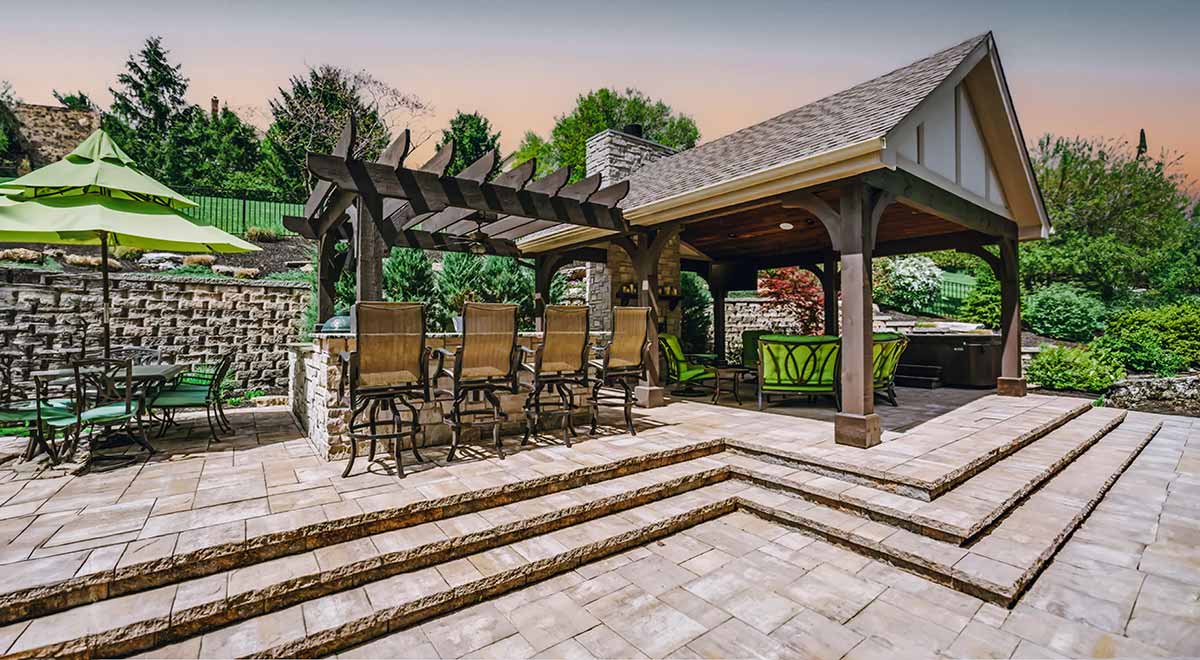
[289,32,1049,449]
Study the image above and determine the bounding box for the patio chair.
[740,330,771,373]
[45,358,154,467]
[163,362,230,428]
[519,305,590,447]
[111,345,162,365]
[1,353,73,463]
[435,302,519,461]
[340,301,430,477]
[150,355,233,442]
[589,307,651,436]
[659,333,718,395]
[872,332,909,406]
[757,335,841,411]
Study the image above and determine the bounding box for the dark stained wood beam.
[862,169,1017,239]
[389,227,521,257]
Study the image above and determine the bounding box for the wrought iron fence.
[174,187,304,237]
[923,278,975,318]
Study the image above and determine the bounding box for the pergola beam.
[862,169,1016,239]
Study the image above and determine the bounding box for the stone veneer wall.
[584,129,679,333]
[717,297,916,359]
[1107,374,1200,416]
[290,333,597,460]
[9,104,101,172]
[0,269,309,393]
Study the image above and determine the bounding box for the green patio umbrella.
[0,129,259,356]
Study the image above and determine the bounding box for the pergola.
[291,32,1049,449]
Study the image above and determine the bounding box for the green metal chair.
[1,353,74,463]
[46,358,154,467]
[756,335,841,410]
[150,356,233,441]
[740,330,771,372]
[871,332,909,406]
[659,333,717,395]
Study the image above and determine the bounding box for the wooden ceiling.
[679,187,969,263]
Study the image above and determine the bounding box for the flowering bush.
[875,256,942,314]
[758,267,825,334]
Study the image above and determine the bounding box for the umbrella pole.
[100,231,111,358]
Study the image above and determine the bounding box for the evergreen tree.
[53,90,98,112]
[438,251,484,317]
[437,111,501,176]
[480,256,536,329]
[103,36,189,174]
[383,247,449,330]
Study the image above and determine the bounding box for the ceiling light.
[779,222,794,230]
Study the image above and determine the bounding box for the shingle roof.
[619,33,989,209]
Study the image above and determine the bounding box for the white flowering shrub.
[876,255,943,314]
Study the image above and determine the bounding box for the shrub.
[438,252,484,317]
[680,271,712,353]
[153,264,225,278]
[1027,344,1125,392]
[383,247,448,330]
[957,267,1001,328]
[1089,329,1186,376]
[1024,283,1106,341]
[112,246,145,261]
[245,226,285,243]
[1105,301,1200,366]
[183,254,217,267]
[263,268,310,282]
[479,256,535,330]
[758,267,824,334]
[875,256,942,314]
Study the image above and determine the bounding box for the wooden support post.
[822,251,839,336]
[355,198,386,302]
[834,182,886,448]
[316,232,338,324]
[533,255,562,332]
[712,286,727,363]
[615,226,679,408]
[997,237,1026,396]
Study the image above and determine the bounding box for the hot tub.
[900,332,1001,388]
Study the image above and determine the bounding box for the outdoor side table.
[712,365,752,405]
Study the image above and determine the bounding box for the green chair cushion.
[0,399,75,423]
[677,365,716,383]
[81,401,140,424]
[153,391,211,407]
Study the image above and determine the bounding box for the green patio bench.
[756,334,841,410]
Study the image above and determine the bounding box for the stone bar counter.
[288,331,607,461]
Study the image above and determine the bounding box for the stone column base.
[834,412,882,448]
[636,385,666,408]
[997,377,1027,397]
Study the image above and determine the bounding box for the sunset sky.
[5,0,1199,185]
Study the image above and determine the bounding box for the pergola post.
[533,254,565,332]
[997,237,1026,396]
[834,181,890,448]
[354,199,386,302]
[615,226,679,408]
[316,233,338,322]
[712,285,727,363]
[822,251,840,336]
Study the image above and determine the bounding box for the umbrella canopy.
[1,130,197,210]
[0,194,257,253]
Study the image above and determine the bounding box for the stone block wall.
[291,332,597,460]
[0,269,309,394]
[9,104,101,172]
[716,297,913,360]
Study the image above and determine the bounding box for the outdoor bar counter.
[288,331,607,461]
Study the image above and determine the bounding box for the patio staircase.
[0,398,1162,659]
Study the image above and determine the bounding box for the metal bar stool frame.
[519,305,591,447]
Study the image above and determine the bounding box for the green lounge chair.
[151,356,232,440]
[756,335,841,410]
[659,333,717,394]
[872,332,909,406]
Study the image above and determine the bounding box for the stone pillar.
[997,237,1026,396]
[835,183,882,448]
[584,128,678,334]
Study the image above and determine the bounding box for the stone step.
[729,406,1129,543]
[4,483,745,660]
[728,396,1092,500]
[894,374,942,389]
[736,412,1161,605]
[0,440,723,627]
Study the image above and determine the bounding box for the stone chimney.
[584,128,679,332]
[210,96,219,120]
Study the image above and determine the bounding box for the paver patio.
[0,393,1196,658]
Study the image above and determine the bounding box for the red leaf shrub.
[758,267,826,334]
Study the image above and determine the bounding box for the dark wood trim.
[862,168,1017,239]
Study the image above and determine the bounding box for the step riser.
[0,441,725,627]
[4,469,731,660]
[728,401,1092,500]
[733,409,1127,544]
